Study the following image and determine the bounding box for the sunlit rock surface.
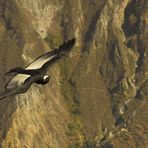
[0,0,147,147]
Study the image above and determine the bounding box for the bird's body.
[0,38,76,100]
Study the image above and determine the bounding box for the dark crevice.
[82,9,103,53]
[84,9,102,43]
[122,0,141,37]
[122,0,145,71]
[135,79,147,100]
[136,40,145,71]
[99,142,114,148]
[114,116,124,126]
[83,2,107,52]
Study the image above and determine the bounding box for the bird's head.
[42,75,50,85]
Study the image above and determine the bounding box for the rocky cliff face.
[0,0,147,148]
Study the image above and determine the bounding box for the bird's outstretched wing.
[0,74,37,100]
[4,49,57,75]
[4,38,76,76]
[4,67,24,76]
[39,38,76,72]
[5,74,31,90]
[25,38,76,70]
[0,38,76,100]
[0,89,17,101]
[0,87,24,101]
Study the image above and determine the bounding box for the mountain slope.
[0,0,147,147]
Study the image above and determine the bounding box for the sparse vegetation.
[46,34,84,147]
[59,57,84,147]
[45,33,101,148]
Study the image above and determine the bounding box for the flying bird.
[0,38,76,100]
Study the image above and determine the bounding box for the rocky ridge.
[0,0,147,147]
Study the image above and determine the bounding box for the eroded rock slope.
[0,0,147,147]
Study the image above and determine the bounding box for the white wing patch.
[26,55,56,70]
[6,74,30,89]
[6,51,58,89]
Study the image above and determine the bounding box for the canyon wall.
[0,0,147,147]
